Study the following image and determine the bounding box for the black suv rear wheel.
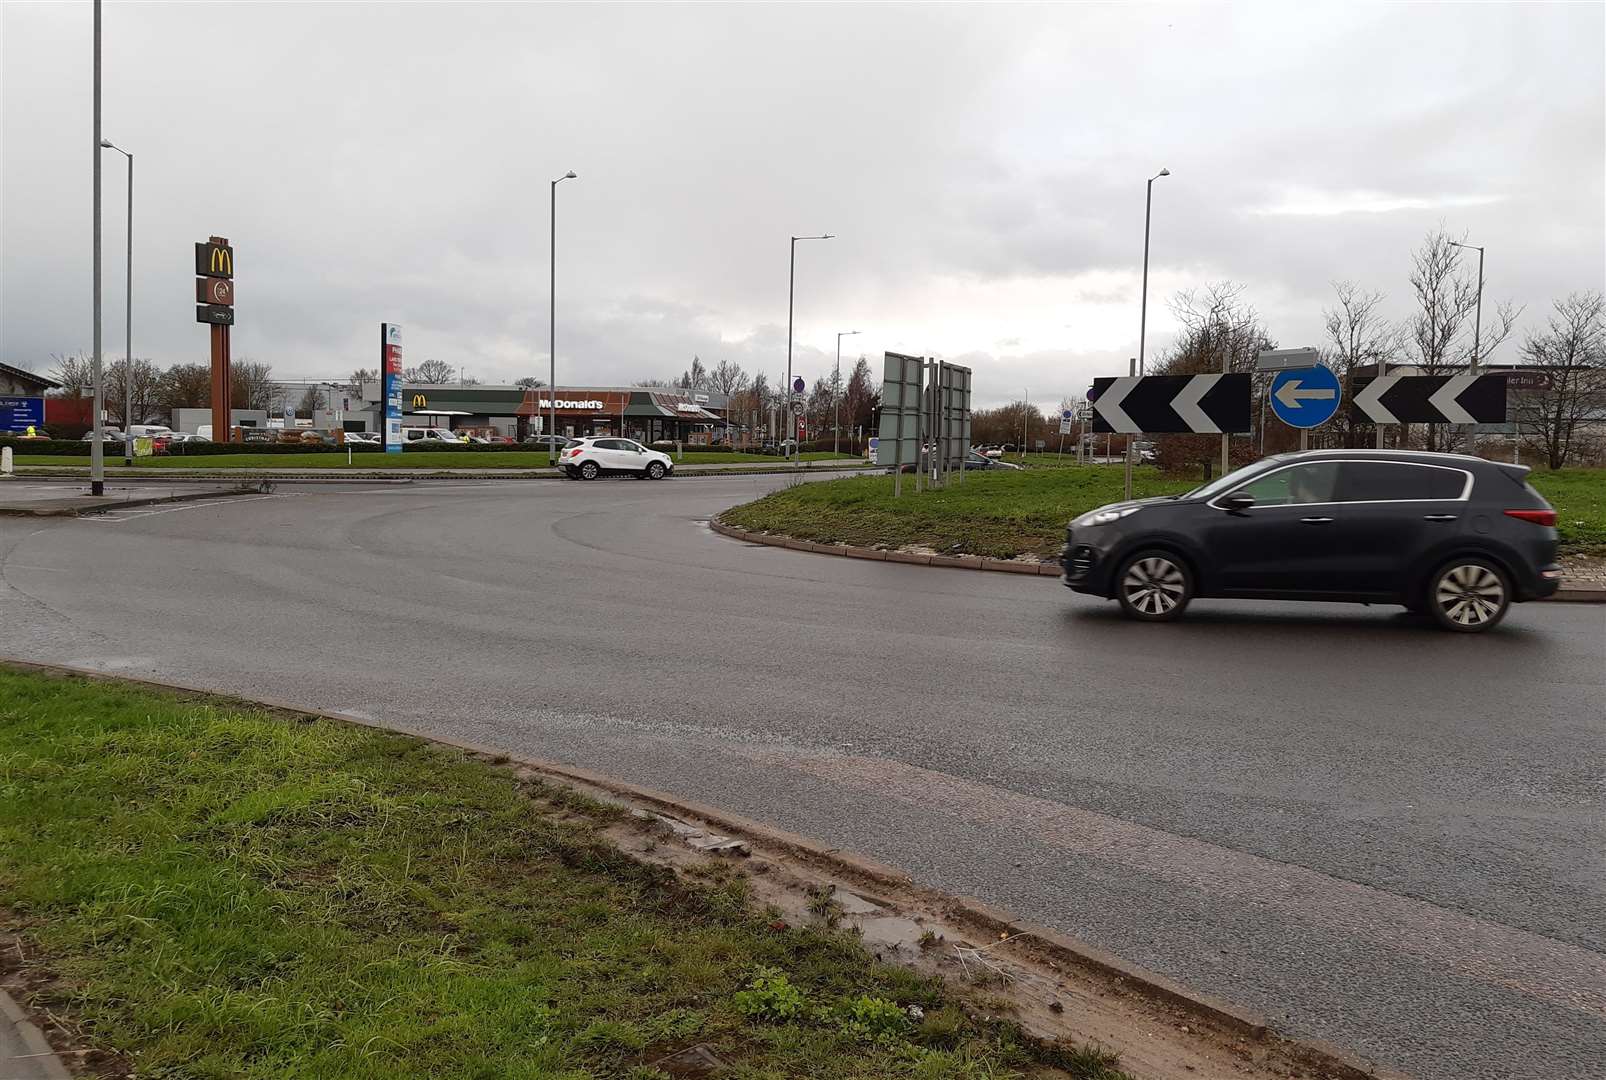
[1115,550,1193,622]
[1428,558,1510,632]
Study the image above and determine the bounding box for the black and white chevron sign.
[1350,374,1508,425]
[1089,373,1252,434]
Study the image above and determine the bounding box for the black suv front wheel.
[1428,558,1510,633]
[1115,550,1193,622]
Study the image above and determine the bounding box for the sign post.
[195,237,233,441]
[1269,364,1342,450]
[381,324,403,453]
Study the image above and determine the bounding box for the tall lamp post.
[101,139,132,463]
[1448,239,1485,452]
[1138,167,1169,378]
[549,170,577,465]
[89,0,104,495]
[1447,240,1485,373]
[787,233,833,465]
[834,329,859,458]
[1127,167,1168,499]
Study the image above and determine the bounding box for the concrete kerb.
[712,517,1062,577]
[0,657,1410,1080]
[0,484,258,518]
[712,517,1606,596]
[0,989,71,1080]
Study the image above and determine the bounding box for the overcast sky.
[3,2,1602,408]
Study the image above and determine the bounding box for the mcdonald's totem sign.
[196,236,235,441]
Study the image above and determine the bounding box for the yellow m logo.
[210,247,232,275]
[411,394,428,409]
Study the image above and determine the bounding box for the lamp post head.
[564,171,577,179]
[99,138,114,148]
[1158,167,1170,177]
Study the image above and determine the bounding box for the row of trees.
[48,353,278,426]
[1146,227,1604,469]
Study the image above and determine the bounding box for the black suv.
[1062,450,1561,632]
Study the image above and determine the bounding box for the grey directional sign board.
[878,352,923,471]
[937,361,972,473]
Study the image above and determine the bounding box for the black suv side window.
[1337,462,1467,502]
[1235,462,1341,506]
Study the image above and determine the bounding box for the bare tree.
[1155,282,1278,464]
[47,352,94,397]
[161,364,212,413]
[347,368,378,395]
[231,360,276,411]
[676,355,708,390]
[514,376,546,389]
[708,358,748,395]
[1323,282,1403,446]
[104,358,163,425]
[1406,228,1479,379]
[1514,292,1606,469]
[297,384,327,414]
[405,358,457,384]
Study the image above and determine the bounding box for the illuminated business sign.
[538,398,606,411]
[381,323,403,453]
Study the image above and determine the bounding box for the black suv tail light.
[1504,509,1556,526]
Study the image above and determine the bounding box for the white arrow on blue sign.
[1269,365,1342,429]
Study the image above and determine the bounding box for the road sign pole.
[1220,347,1230,478]
[1123,357,1135,501]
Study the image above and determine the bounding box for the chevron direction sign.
[1350,374,1508,425]
[1089,373,1252,434]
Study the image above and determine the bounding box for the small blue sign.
[0,395,46,433]
[1270,365,1341,429]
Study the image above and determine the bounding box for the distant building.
[0,361,61,397]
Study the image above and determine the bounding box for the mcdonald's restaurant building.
[390,385,730,443]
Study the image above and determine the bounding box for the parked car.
[523,434,577,452]
[1061,449,1560,632]
[80,428,125,442]
[343,431,380,445]
[966,451,1022,471]
[402,427,465,444]
[560,437,674,480]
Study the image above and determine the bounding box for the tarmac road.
[1,476,1601,1080]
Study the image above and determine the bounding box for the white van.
[401,427,465,444]
[129,424,175,439]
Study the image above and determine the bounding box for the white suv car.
[561,437,674,480]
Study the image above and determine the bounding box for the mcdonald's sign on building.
[195,241,233,279]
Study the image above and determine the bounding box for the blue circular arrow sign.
[1269,365,1342,429]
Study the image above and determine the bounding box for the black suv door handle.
[1299,516,1334,524]
[1423,514,1458,522]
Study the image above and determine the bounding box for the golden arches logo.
[209,247,232,275]
[411,394,428,409]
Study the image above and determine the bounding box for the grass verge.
[720,464,1606,560]
[12,451,858,470]
[0,667,1127,1080]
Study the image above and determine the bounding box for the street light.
[1128,167,1168,499]
[90,0,104,496]
[834,329,859,458]
[1138,167,1169,378]
[549,170,577,466]
[787,233,834,465]
[1448,240,1486,373]
[101,138,132,463]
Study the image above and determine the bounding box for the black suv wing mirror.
[1220,492,1255,512]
